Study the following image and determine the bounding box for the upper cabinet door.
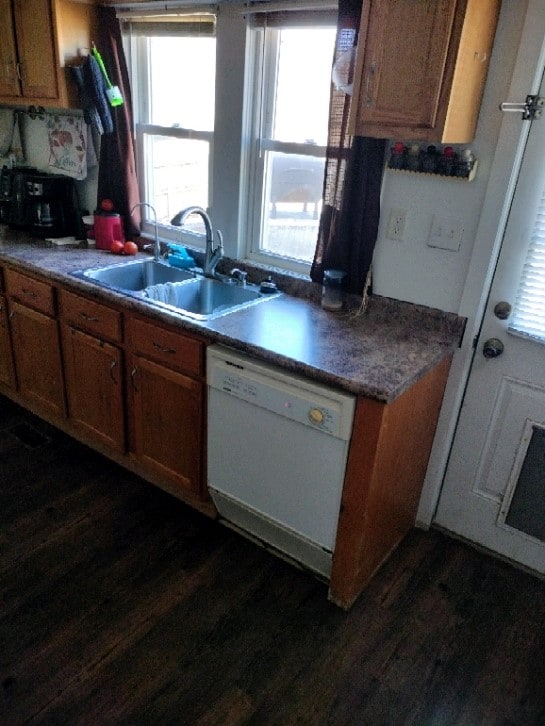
[350,0,501,144]
[0,0,97,108]
[13,0,59,100]
[0,0,21,97]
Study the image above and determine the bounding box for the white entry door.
[435,38,545,571]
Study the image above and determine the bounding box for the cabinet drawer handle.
[365,61,376,107]
[110,359,118,384]
[152,341,176,355]
[80,311,100,323]
[131,366,139,391]
[21,287,37,298]
[16,62,23,81]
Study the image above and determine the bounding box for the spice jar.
[321,269,346,311]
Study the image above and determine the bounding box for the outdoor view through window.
[140,24,335,264]
[257,27,335,265]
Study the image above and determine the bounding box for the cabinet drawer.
[5,269,55,316]
[59,289,123,343]
[128,317,204,376]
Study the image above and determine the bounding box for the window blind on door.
[509,188,545,342]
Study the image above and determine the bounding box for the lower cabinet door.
[130,354,203,495]
[9,300,65,418]
[0,295,15,388]
[61,325,125,453]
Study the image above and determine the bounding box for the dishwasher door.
[207,345,355,578]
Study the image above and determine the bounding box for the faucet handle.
[230,268,248,287]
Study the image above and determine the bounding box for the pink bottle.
[93,212,125,250]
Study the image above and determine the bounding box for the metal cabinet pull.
[152,341,176,355]
[131,366,139,391]
[80,311,100,323]
[365,61,376,107]
[110,359,118,384]
[21,288,36,298]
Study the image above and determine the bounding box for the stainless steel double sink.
[72,258,281,320]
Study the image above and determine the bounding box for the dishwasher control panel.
[207,346,355,440]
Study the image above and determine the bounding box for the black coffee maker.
[25,172,83,239]
[0,167,37,227]
[0,167,83,238]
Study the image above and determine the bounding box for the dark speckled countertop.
[0,230,465,403]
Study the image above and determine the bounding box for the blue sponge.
[166,243,196,269]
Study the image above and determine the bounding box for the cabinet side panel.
[442,0,501,142]
[330,356,452,609]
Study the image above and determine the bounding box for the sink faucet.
[170,206,224,278]
[131,202,160,262]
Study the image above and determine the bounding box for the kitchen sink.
[143,276,276,320]
[75,258,195,291]
[72,258,281,320]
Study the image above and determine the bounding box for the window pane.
[261,151,325,262]
[273,28,335,145]
[143,134,209,224]
[149,36,215,130]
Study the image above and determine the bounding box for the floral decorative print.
[47,114,87,180]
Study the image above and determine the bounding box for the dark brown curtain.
[95,7,141,237]
[310,0,386,296]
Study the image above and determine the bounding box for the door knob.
[493,301,512,320]
[482,337,504,358]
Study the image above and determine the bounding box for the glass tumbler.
[321,269,346,311]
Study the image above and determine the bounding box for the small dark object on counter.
[260,276,278,294]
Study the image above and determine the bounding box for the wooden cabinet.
[0,0,96,108]
[0,293,16,389]
[350,0,501,143]
[59,290,125,454]
[329,356,452,608]
[4,268,65,418]
[127,316,205,497]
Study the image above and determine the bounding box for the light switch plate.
[428,214,464,251]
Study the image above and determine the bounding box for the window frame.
[124,3,336,274]
[125,23,216,250]
[243,18,334,275]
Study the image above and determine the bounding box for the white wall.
[372,0,526,314]
[0,108,99,216]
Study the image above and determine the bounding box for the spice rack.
[386,142,478,181]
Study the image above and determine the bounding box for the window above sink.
[121,2,335,277]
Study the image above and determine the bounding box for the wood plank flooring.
[1,396,545,725]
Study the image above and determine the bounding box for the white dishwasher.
[206,345,356,578]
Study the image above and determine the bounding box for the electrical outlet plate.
[428,214,464,251]
[386,208,406,241]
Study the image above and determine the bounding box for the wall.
[372,0,526,314]
[0,108,98,216]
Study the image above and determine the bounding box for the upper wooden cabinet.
[349,0,501,143]
[0,0,97,108]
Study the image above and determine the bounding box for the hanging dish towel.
[69,55,113,136]
[47,114,88,180]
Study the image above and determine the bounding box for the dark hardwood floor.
[1,396,545,726]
